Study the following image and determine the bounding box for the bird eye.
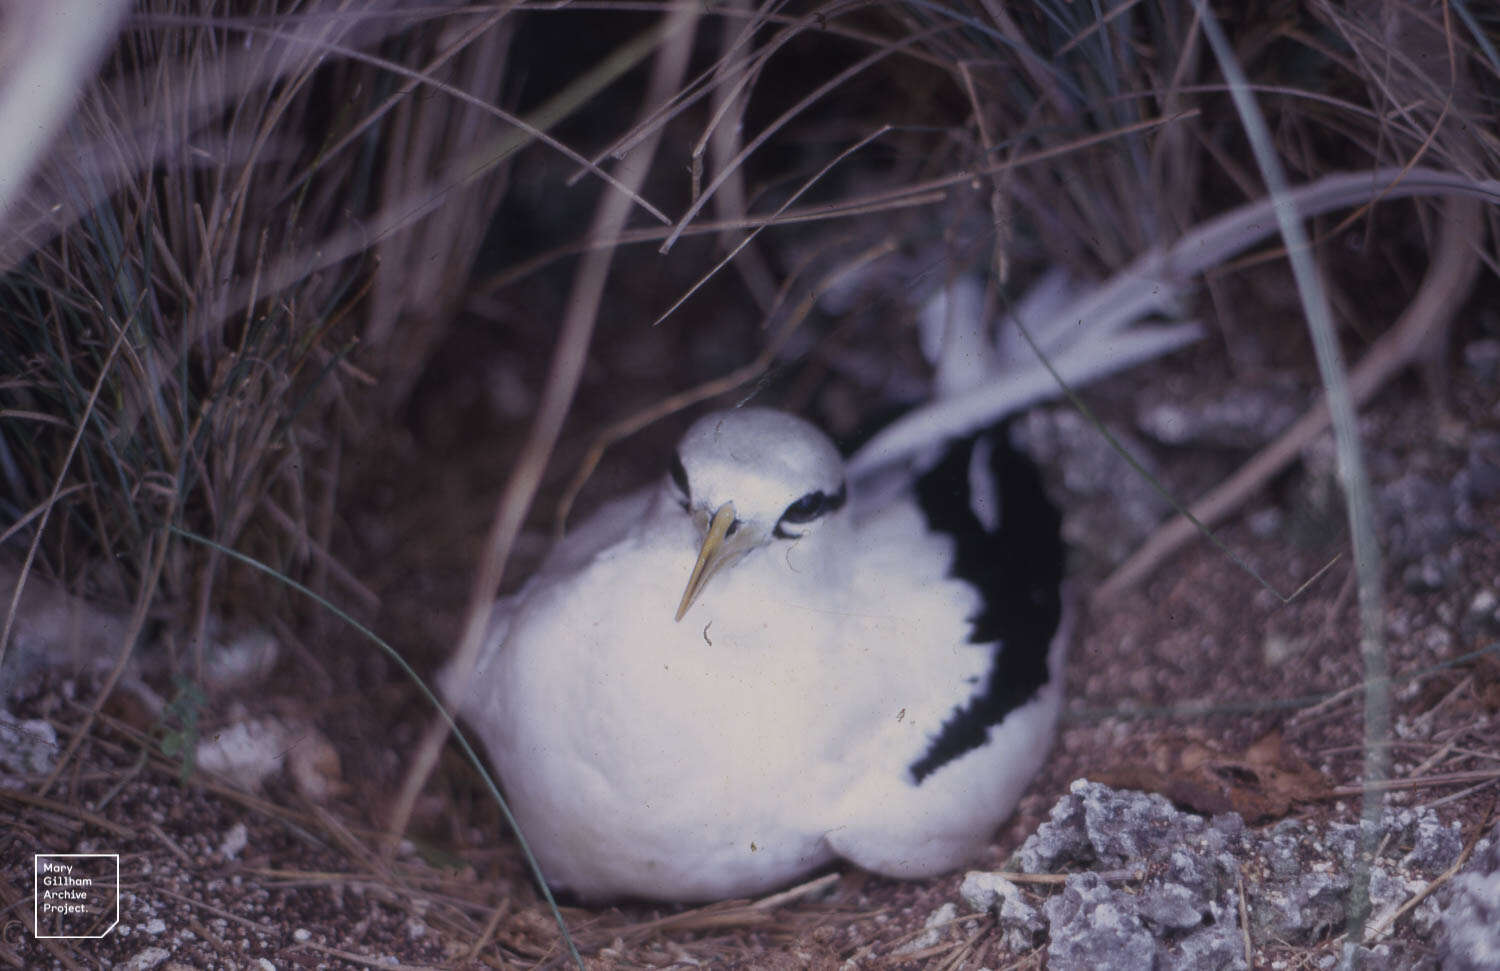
[781,492,828,525]
[775,482,846,537]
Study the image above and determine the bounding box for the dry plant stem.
[502,112,1198,298]
[707,0,779,313]
[652,124,893,327]
[464,898,511,964]
[0,325,129,673]
[0,871,86,971]
[3,9,416,268]
[366,10,515,350]
[253,21,670,223]
[38,512,175,799]
[1188,8,1459,959]
[749,871,840,909]
[279,8,509,206]
[955,61,1012,283]
[382,0,700,890]
[976,0,1073,116]
[1363,799,1495,940]
[479,187,946,294]
[292,941,432,971]
[572,0,874,184]
[660,32,920,253]
[1095,192,1485,603]
[73,699,397,844]
[1236,868,1253,964]
[0,788,135,839]
[555,237,897,531]
[1324,768,1500,797]
[569,874,839,946]
[175,20,675,353]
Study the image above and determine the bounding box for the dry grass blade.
[0,326,128,672]
[555,236,898,531]
[659,27,927,253]
[1097,192,1487,602]
[0,871,86,970]
[385,8,703,965]
[0,788,135,840]
[1324,769,1500,798]
[1360,799,1495,940]
[1,1,405,658]
[651,123,894,326]
[476,187,949,294]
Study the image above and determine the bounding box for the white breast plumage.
[442,406,1069,902]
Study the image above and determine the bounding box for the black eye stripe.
[778,482,847,526]
[781,494,825,524]
[669,452,690,500]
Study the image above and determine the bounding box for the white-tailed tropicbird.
[441,406,1069,902]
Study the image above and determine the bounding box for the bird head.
[667,408,848,621]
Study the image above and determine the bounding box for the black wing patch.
[907,426,1065,784]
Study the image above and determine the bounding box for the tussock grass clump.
[0,3,517,666]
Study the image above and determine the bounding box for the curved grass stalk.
[168,526,584,968]
[1190,2,1389,962]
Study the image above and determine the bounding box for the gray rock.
[1136,382,1301,450]
[1462,339,1500,383]
[0,706,58,779]
[1380,473,1455,562]
[1461,588,1500,638]
[1161,918,1247,971]
[1045,872,1157,971]
[997,882,1048,952]
[1402,810,1464,872]
[958,870,1011,912]
[1351,941,1440,970]
[960,871,1048,951]
[1403,552,1454,592]
[1137,882,1204,930]
[1252,869,1351,943]
[1264,818,1309,880]
[1437,825,1500,971]
[1018,782,1247,966]
[1017,778,1198,872]
[1015,779,1096,872]
[999,783,1469,966]
[1459,432,1500,501]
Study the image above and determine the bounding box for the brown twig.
[0,789,134,840]
[553,235,898,532]
[0,326,128,673]
[0,871,86,971]
[1097,192,1485,602]
[1365,803,1494,938]
[1323,768,1500,798]
[1237,866,1253,964]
